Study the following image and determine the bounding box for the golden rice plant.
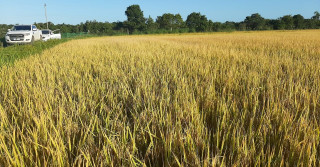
[0,30,319,166]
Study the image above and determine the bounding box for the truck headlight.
[5,34,9,37]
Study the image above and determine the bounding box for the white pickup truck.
[5,25,42,45]
[41,29,61,41]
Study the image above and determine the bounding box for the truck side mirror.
[7,29,11,32]
[32,28,37,31]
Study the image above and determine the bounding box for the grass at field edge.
[0,35,98,67]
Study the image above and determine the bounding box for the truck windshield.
[42,30,50,34]
[12,26,31,31]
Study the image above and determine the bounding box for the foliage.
[280,15,294,30]
[0,24,13,47]
[146,16,158,31]
[293,14,305,29]
[244,13,266,30]
[312,11,320,20]
[186,12,209,32]
[124,5,146,34]
[221,21,236,31]
[156,13,184,31]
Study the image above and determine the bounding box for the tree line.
[1,5,320,37]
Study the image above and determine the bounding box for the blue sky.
[0,0,319,25]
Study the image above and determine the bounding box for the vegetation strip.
[0,34,97,67]
[0,39,68,67]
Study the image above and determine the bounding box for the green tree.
[124,5,146,34]
[244,13,265,30]
[173,14,184,29]
[273,19,286,30]
[186,12,209,32]
[222,21,236,31]
[146,16,158,32]
[312,11,320,20]
[156,13,174,30]
[311,11,320,28]
[293,14,305,29]
[238,22,247,31]
[211,22,222,31]
[280,15,294,29]
[156,13,184,31]
[207,20,215,31]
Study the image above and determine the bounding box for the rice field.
[0,30,319,166]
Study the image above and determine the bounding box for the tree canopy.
[124,5,146,33]
[156,13,184,31]
[281,15,294,30]
[186,12,209,32]
[244,13,266,30]
[293,14,305,29]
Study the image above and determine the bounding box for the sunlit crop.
[0,30,319,166]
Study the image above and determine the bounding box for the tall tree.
[293,14,305,29]
[244,13,265,30]
[124,5,146,34]
[173,14,184,29]
[186,12,209,32]
[312,11,320,20]
[311,11,320,28]
[146,16,157,31]
[280,15,294,29]
[207,20,215,31]
[156,13,184,31]
[156,13,174,30]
